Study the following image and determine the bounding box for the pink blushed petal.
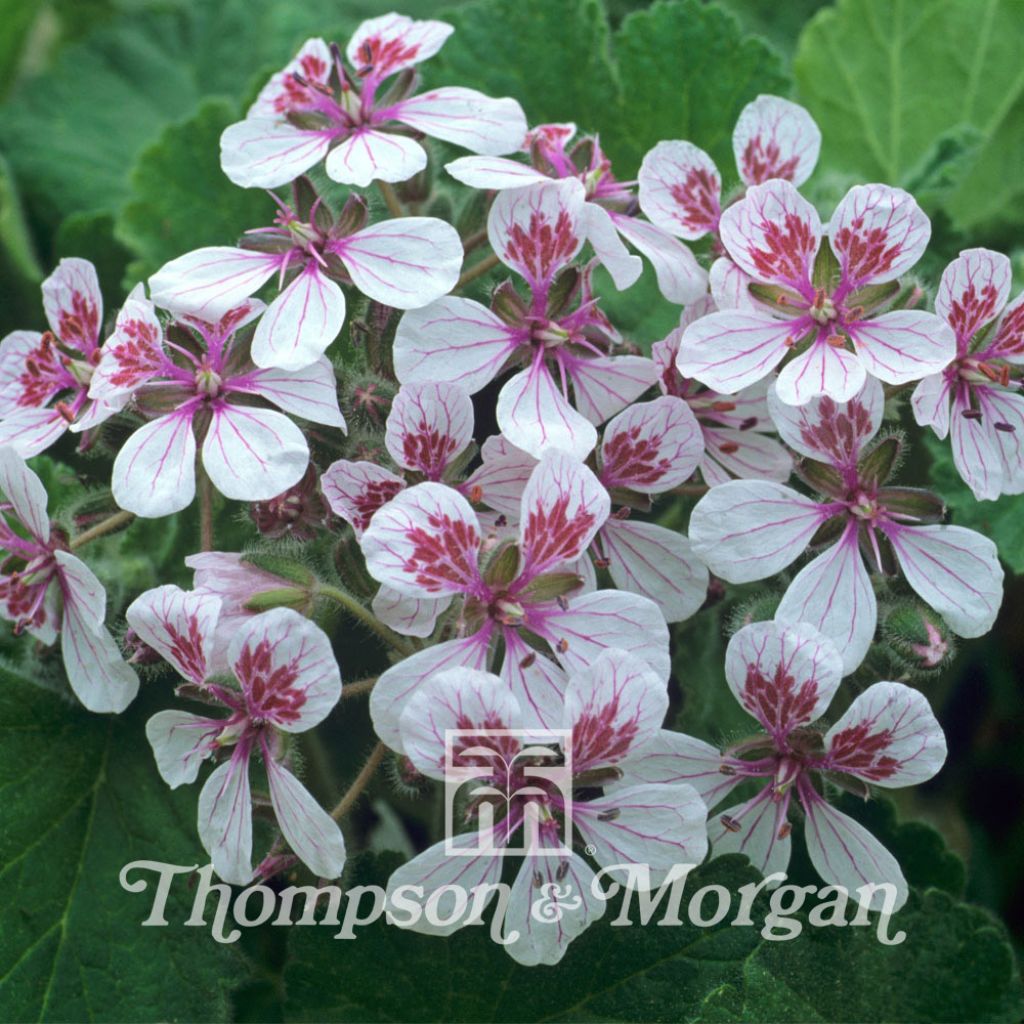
[361,482,484,599]
[112,410,197,518]
[710,788,791,881]
[236,357,346,429]
[145,710,221,787]
[610,214,708,304]
[600,519,708,624]
[265,757,347,878]
[372,585,450,639]
[775,525,877,676]
[910,372,952,440]
[324,129,427,188]
[90,295,165,400]
[0,330,59,415]
[42,257,102,353]
[125,583,222,686]
[847,311,956,386]
[248,38,332,118]
[581,202,642,291]
[393,296,521,394]
[517,450,609,577]
[202,404,308,503]
[198,749,254,886]
[986,290,1024,363]
[385,382,474,478]
[935,248,1012,345]
[733,95,821,188]
[0,406,71,458]
[719,179,822,291]
[220,118,333,189]
[950,384,1002,500]
[346,14,453,79]
[689,479,829,584]
[830,184,930,288]
[388,87,527,157]
[334,217,462,309]
[638,140,721,240]
[774,337,867,406]
[321,460,406,537]
[884,522,1003,639]
[0,446,51,542]
[149,246,279,322]
[251,265,345,371]
[564,353,659,427]
[500,629,568,734]
[823,681,946,787]
[445,155,551,190]
[228,607,341,732]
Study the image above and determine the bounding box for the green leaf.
[0,148,43,336]
[0,0,42,99]
[0,669,246,1022]
[115,98,270,284]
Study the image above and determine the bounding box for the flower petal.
[321,460,406,538]
[388,87,527,156]
[935,247,1012,345]
[112,411,197,517]
[220,118,332,189]
[198,749,254,886]
[910,372,952,440]
[733,95,821,188]
[0,331,59,415]
[564,353,660,427]
[499,629,568,734]
[372,585,450,639]
[949,382,1002,500]
[445,155,551,189]
[617,729,738,808]
[385,382,474,479]
[710,788,791,881]
[323,129,427,187]
[247,38,332,118]
[145,710,221,787]
[581,201,642,290]
[774,337,867,406]
[610,214,708,304]
[346,14,453,79]
[985,290,1024,363]
[90,295,166,400]
[847,311,956,386]
[0,406,70,458]
[0,445,50,541]
[702,427,793,484]
[235,357,346,428]
[983,387,1024,494]
[638,140,721,240]
[42,257,102,353]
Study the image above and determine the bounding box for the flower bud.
[250,466,326,541]
[883,602,955,674]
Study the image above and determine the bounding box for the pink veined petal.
[600,518,708,624]
[385,834,505,938]
[385,381,474,479]
[719,179,822,291]
[250,264,345,371]
[462,434,537,518]
[333,217,462,309]
[496,360,598,461]
[0,405,71,458]
[149,247,280,322]
[361,482,484,599]
[517,450,609,578]
[90,295,166,400]
[321,460,406,537]
[264,756,347,878]
[487,179,586,292]
[689,479,829,584]
[830,184,930,289]
[822,681,947,787]
[0,446,51,542]
[387,87,527,156]
[702,427,793,484]
[532,589,671,683]
[228,607,341,732]
[42,257,102,353]
[610,214,708,304]
[503,851,605,967]
[247,38,332,118]
[235,357,346,429]
[369,630,492,752]
[500,629,568,733]
[774,336,867,406]
[445,155,551,190]
[346,14,453,79]
[562,647,668,771]
[709,787,792,881]
[984,290,1024,363]
[676,311,802,395]
[883,522,1003,638]
[581,201,642,291]
[935,247,1012,346]
[847,310,956,386]
[767,375,884,465]
[393,296,521,394]
[637,140,722,240]
[0,330,59,416]
[600,395,703,493]
[733,94,821,188]
[775,524,877,676]
[220,118,333,189]
[372,585,451,639]
[981,387,1024,495]
[725,620,843,739]
[202,404,308,502]
[576,783,708,886]
[324,129,427,187]
[799,782,907,912]
[949,383,1002,500]
[399,666,521,780]
[564,353,660,427]
[198,747,254,886]
[68,394,127,434]
[910,372,952,440]
[112,410,198,517]
[125,584,222,686]
[710,256,757,311]
[145,710,221,787]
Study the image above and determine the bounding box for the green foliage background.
[0,0,1022,1021]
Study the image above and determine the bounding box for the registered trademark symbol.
[584,844,597,856]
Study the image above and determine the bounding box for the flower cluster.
[0,9,1015,969]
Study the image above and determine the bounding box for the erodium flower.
[220,15,526,189]
[0,448,138,712]
[148,189,462,371]
[359,449,671,750]
[446,122,707,303]
[0,258,127,456]
[131,587,346,884]
[383,651,707,966]
[689,378,1004,673]
[675,180,956,405]
[641,621,946,910]
[91,294,344,518]
[394,178,658,459]
[911,247,1024,500]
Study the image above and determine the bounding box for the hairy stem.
[342,675,379,699]
[377,181,404,218]
[69,510,134,550]
[461,227,489,254]
[316,583,416,657]
[331,742,387,821]
[198,462,214,551]
[456,251,501,290]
